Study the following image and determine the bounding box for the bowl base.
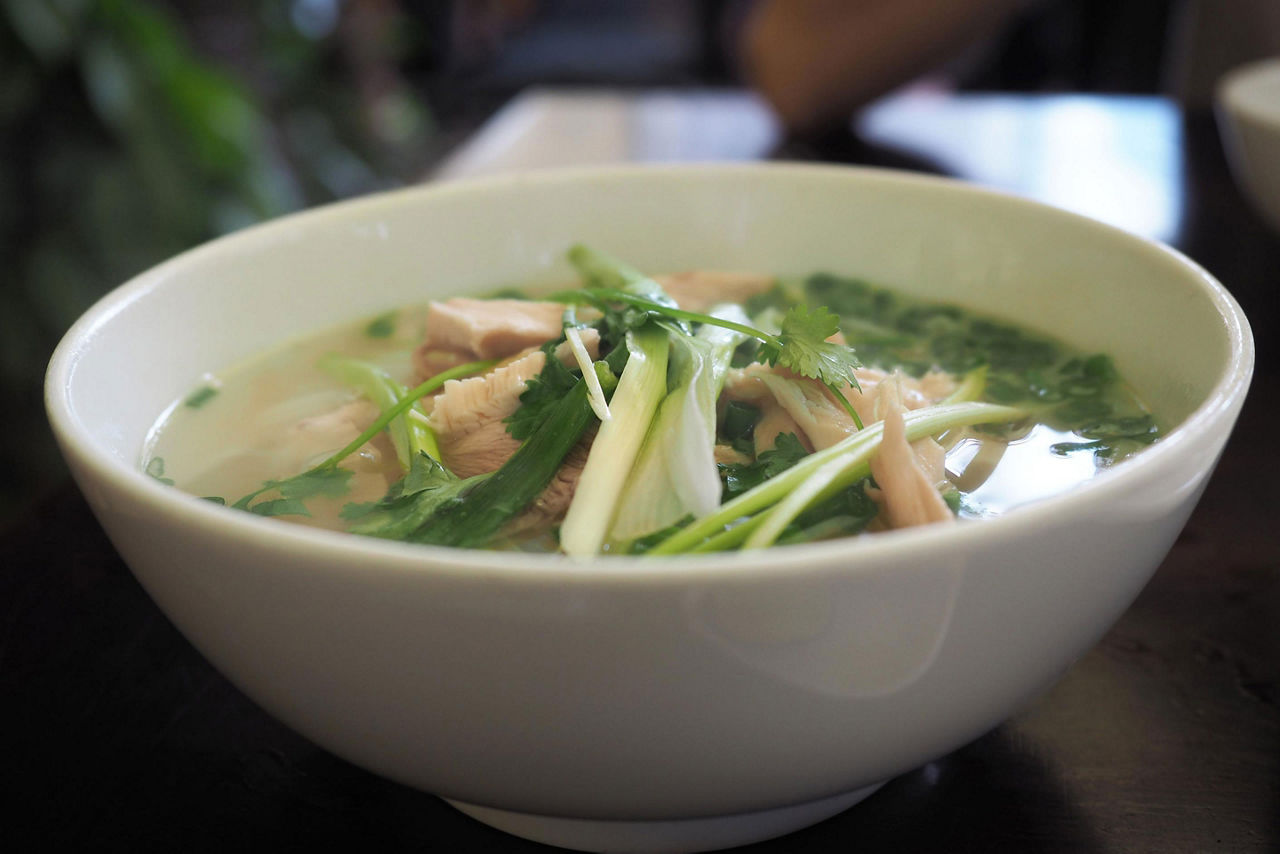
[445,781,885,853]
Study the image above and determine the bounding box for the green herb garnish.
[183,385,219,409]
[145,456,174,485]
[229,359,495,518]
[504,341,584,441]
[364,311,397,339]
[415,379,598,548]
[341,452,483,539]
[719,432,809,500]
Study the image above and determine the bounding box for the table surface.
[4,91,1278,852]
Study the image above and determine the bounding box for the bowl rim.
[1218,57,1280,132]
[45,162,1255,586]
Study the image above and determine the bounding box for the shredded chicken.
[867,375,955,530]
[723,363,957,452]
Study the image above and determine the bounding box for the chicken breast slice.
[427,331,599,479]
[422,298,568,362]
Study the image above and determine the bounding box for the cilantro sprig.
[551,285,865,428]
[228,358,496,517]
[340,451,483,539]
[559,244,863,421]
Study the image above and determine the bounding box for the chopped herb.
[1051,413,1159,460]
[364,312,397,338]
[247,497,313,518]
[719,401,761,447]
[233,466,354,516]
[805,273,896,324]
[744,280,799,317]
[183,385,219,409]
[228,359,495,519]
[342,452,482,540]
[489,287,530,299]
[719,432,810,500]
[144,456,174,486]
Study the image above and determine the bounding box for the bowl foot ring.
[445,780,885,853]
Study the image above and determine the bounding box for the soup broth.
[146,256,1159,555]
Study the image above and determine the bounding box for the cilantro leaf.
[505,342,582,440]
[761,304,862,389]
[183,385,219,409]
[1050,413,1159,460]
[274,466,354,500]
[248,498,312,518]
[719,432,810,500]
[364,311,397,338]
[144,456,174,486]
[232,466,353,516]
[342,452,482,540]
[556,285,863,398]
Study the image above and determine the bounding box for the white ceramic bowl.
[1218,57,1280,233]
[46,165,1252,853]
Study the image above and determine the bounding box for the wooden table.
[4,92,1277,852]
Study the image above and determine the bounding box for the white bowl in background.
[1218,57,1280,233]
[45,165,1252,853]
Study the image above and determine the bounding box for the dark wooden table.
[4,94,1277,852]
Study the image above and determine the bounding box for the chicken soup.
[145,245,1160,555]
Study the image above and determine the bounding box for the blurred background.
[4,0,1278,527]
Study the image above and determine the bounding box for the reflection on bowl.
[1218,57,1280,233]
[45,165,1252,853]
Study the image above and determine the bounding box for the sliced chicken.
[289,399,385,473]
[427,332,599,478]
[420,298,567,362]
[654,271,775,313]
[868,375,954,530]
